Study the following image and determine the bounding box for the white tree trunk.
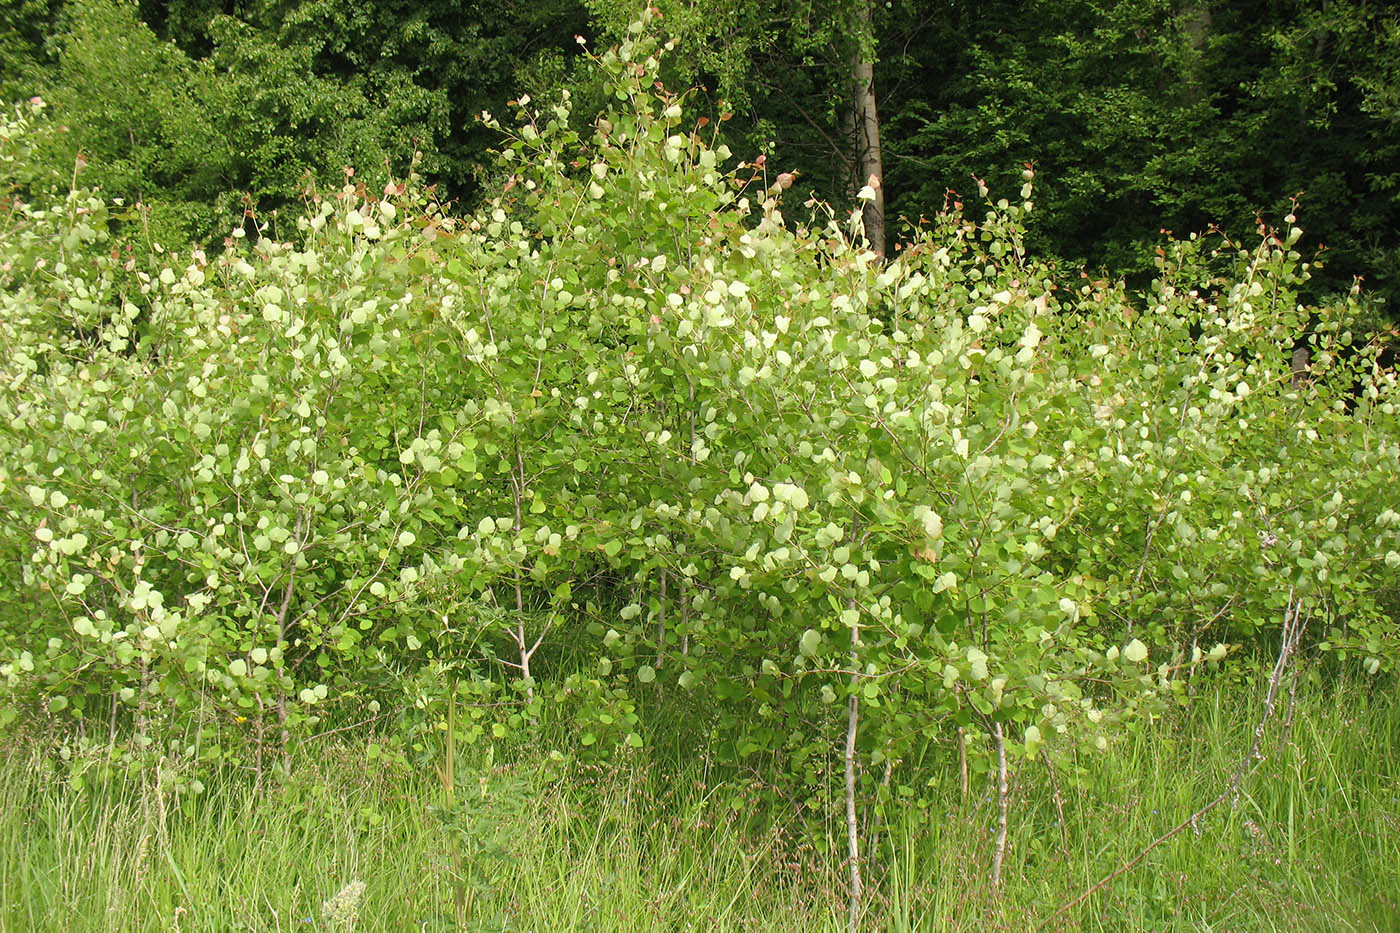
[991,721,1010,888]
[845,651,863,931]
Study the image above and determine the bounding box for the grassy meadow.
[2,676,1396,932]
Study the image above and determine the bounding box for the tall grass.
[2,676,1395,931]
[876,676,1400,931]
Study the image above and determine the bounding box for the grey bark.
[850,2,884,259]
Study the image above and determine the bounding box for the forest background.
[2,0,1398,314]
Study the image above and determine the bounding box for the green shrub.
[1,15,1396,838]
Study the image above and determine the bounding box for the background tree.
[3,0,1397,301]
[585,0,927,257]
[3,0,593,246]
[881,0,1400,306]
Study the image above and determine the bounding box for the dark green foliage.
[880,0,1400,305]
[152,0,594,200]
[583,1,1399,311]
[0,0,61,101]
[5,0,593,248]
[10,0,405,246]
[5,0,1396,312]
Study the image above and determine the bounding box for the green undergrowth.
[2,675,1395,932]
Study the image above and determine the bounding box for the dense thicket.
[2,20,1397,868]
[2,0,1397,311]
[2,11,1399,923]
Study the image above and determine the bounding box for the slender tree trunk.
[511,436,534,698]
[680,576,690,657]
[864,750,896,856]
[845,646,863,932]
[1045,749,1070,857]
[656,569,668,669]
[1175,0,1212,96]
[1291,344,1311,386]
[850,1,885,259]
[844,584,863,931]
[274,536,300,774]
[991,721,1010,889]
[1178,0,1212,56]
[443,681,467,927]
[958,727,969,798]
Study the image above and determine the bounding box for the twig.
[1278,606,1309,752]
[303,711,394,743]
